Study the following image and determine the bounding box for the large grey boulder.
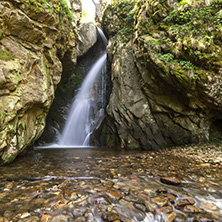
[77,23,98,57]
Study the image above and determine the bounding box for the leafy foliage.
[110,0,136,43]
[165,0,222,45]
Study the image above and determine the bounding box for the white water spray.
[58,53,107,146]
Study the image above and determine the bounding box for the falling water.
[58,52,107,146]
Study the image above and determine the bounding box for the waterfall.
[58,52,107,147]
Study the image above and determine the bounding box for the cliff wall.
[0,0,81,163]
[101,0,222,148]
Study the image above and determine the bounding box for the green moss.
[0,49,15,61]
[109,0,136,43]
[1,154,17,164]
[165,0,222,40]
[22,0,75,21]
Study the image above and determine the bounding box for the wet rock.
[192,213,218,221]
[0,217,8,222]
[30,198,45,209]
[134,203,147,213]
[73,217,86,222]
[182,205,199,213]
[173,213,187,222]
[40,215,52,222]
[119,199,135,209]
[156,187,168,194]
[106,190,123,200]
[160,177,181,185]
[114,205,146,221]
[151,196,168,207]
[51,215,70,222]
[155,205,173,215]
[104,181,115,188]
[19,216,40,222]
[102,212,119,221]
[162,193,176,204]
[20,212,31,219]
[165,213,176,222]
[88,195,110,205]
[175,197,196,209]
[64,190,78,200]
[3,211,12,218]
[77,22,98,57]
[73,208,87,219]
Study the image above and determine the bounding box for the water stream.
[58,52,107,146]
[0,147,221,221]
[1,27,221,222]
[38,28,108,148]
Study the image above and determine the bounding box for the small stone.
[162,193,176,204]
[175,197,196,209]
[151,196,168,207]
[20,216,40,222]
[20,212,30,219]
[41,215,52,222]
[192,212,218,221]
[106,190,123,200]
[73,217,85,222]
[64,190,78,200]
[160,177,181,185]
[165,213,176,222]
[134,203,147,212]
[41,214,52,222]
[51,215,69,222]
[156,187,168,193]
[0,217,9,222]
[3,211,11,218]
[88,196,110,205]
[173,213,187,222]
[104,181,114,187]
[182,205,199,213]
[102,212,119,221]
[155,206,173,215]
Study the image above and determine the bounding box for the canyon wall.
[101,0,222,149]
[0,0,81,163]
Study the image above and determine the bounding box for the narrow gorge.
[0,0,222,221]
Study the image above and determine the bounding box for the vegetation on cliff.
[22,0,75,20]
[102,0,135,43]
[101,0,222,149]
[0,0,80,163]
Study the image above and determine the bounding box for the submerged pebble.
[0,145,221,221]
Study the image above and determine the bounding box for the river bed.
[0,143,221,221]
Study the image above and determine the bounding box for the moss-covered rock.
[0,0,81,163]
[101,0,222,149]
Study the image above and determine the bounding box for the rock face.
[77,22,98,57]
[101,0,222,148]
[0,0,81,163]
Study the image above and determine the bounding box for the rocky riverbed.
[0,143,221,222]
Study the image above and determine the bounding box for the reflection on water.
[0,148,144,180]
[0,148,221,221]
